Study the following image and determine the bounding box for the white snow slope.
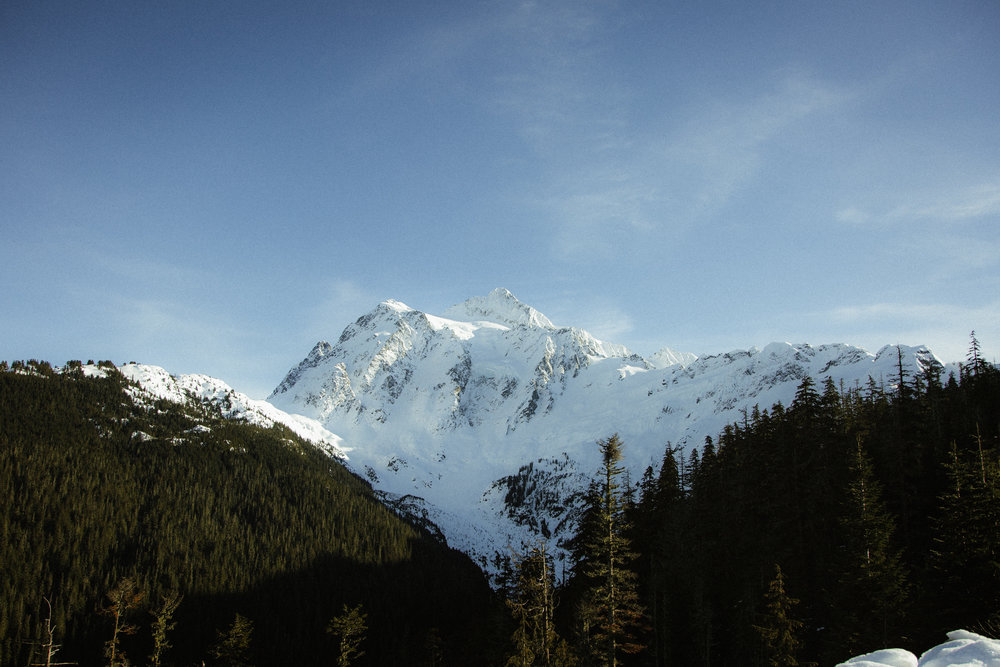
[267,288,949,571]
[838,629,1000,666]
[114,362,347,460]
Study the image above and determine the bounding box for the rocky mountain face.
[266,288,947,574]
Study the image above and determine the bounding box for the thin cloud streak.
[836,180,1000,226]
[828,301,998,326]
[507,61,854,260]
[660,72,852,216]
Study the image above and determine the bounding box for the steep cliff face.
[267,288,947,572]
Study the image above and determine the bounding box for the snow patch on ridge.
[648,346,698,369]
[117,363,347,459]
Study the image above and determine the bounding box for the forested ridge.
[615,340,1000,666]
[2,336,999,666]
[0,361,499,666]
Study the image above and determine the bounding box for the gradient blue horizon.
[2,0,998,398]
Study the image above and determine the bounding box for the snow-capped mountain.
[267,288,947,571]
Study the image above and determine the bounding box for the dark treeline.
[0,361,501,666]
[616,340,1000,666]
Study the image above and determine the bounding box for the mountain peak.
[443,288,555,329]
[267,291,955,575]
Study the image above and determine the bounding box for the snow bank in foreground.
[838,630,1000,667]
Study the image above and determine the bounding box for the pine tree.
[833,437,908,653]
[424,627,445,667]
[505,543,564,666]
[753,565,804,667]
[930,438,1000,627]
[328,604,367,667]
[635,445,685,667]
[574,435,646,666]
[967,330,986,378]
[211,613,254,667]
[791,376,821,423]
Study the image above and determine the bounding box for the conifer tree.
[424,627,445,667]
[574,435,645,666]
[930,438,1000,626]
[834,437,908,653]
[328,604,367,667]
[211,614,254,667]
[508,599,536,667]
[791,376,821,423]
[753,565,804,667]
[635,445,685,666]
[506,543,564,666]
[967,330,986,378]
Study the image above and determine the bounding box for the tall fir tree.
[211,614,254,667]
[832,437,908,655]
[634,445,686,667]
[574,435,646,666]
[505,543,566,666]
[930,438,1000,628]
[966,330,986,378]
[753,565,805,667]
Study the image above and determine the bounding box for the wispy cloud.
[662,72,851,215]
[827,301,992,325]
[836,181,1000,226]
[490,6,853,259]
[534,70,852,260]
[490,2,626,149]
[109,295,255,371]
[582,306,636,345]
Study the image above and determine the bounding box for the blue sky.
[2,0,998,398]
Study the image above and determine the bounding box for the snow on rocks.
[839,648,919,667]
[838,630,1000,667]
[920,630,1000,666]
[115,363,347,459]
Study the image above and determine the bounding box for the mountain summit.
[443,287,556,329]
[268,290,945,570]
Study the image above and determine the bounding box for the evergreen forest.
[0,362,499,666]
[612,339,1000,666]
[2,335,999,666]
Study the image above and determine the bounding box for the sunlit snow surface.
[838,630,1000,666]
[115,363,347,460]
[266,289,952,573]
